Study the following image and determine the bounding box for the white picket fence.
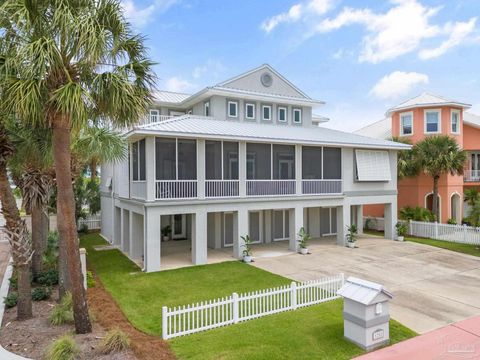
[409,220,480,245]
[77,214,101,230]
[161,273,344,339]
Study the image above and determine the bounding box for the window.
[245,103,255,120]
[273,145,295,179]
[262,105,272,121]
[355,149,391,181]
[278,107,287,122]
[302,146,322,179]
[131,139,146,181]
[204,101,210,117]
[323,147,341,179]
[205,141,239,180]
[293,108,302,124]
[149,109,159,123]
[155,138,197,180]
[400,112,413,136]
[246,143,271,179]
[425,110,440,133]
[228,101,238,118]
[451,110,460,134]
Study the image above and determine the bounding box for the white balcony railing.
[464,170,480,182]
[246,180,296,196]
[155,180,197,200]
[142,114,173,125]
[205,180,240,198]
[301,180,342,195]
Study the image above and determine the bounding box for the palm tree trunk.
[433,176,440,222]
[31,205,45,278]
[52,114,91,334]
[0,163,32,320]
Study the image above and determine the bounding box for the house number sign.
[372,329,384,341]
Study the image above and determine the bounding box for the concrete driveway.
[252,236,480,334]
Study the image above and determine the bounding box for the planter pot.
[243,255,252,263]
[397,236,404,242]
[347,242,356,248]
[300,248,308,255]
[163,236,169,242]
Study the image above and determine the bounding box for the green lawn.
[81,233,416,359]
[405,236,480,257]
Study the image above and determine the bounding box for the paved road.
[252,236,480,334]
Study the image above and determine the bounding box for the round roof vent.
[260,72,273,87]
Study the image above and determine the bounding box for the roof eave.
[386,102,472,117]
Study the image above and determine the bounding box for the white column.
[197,139,205,199]
[239,141,247,198]
[233,208,248,259]
[120,209,124,249]
[264,210,272,243]
[295,145,302,195]
[144,209,161,272]
[336,205,351,246]
[356,205,364,235]
[214,212,222,249]
[384,200,397,240]
[192,210,208,264]
[289,206,304,251]
[145,136,155,201]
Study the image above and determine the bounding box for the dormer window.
[278,107,287,122]
[425,109,441,133]
[293,108,302,124]
[228,101,238,118]
[451,110,460,134]
[262,105,272,121]
[245,103,255,120]
[204,101,210,116]
[400,112,413,136]
[149,109,159,123]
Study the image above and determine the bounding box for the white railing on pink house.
[155,180,197,200]
[205,180,240,198]
[302,180,342,195]
[246,180,296,196]
[464,170,480,182]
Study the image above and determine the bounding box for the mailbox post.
[337,277,393,351]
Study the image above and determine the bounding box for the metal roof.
[153,90,191,104]
[386,92,471,115]
[126,115,411,150]
[337,277,393,305]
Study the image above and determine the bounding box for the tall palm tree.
[391,137,419,179]
[414,136,467,221]
[464,188,480,207]
[0,0,155,333]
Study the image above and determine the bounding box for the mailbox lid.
[337,277,393,305]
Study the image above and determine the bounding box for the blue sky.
[121,0,480,131]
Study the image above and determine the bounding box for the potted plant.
[241,235,253,263]
[297,227,311,255]
[395,222,407,241]
[161,225,171,242]
[346,224,358,248]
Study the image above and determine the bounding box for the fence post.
[291,282,297,310]
[162,306,168,339]
[340,273,345,286]
[463,224,467,243]
[79,248,87,289]
[434,221,438,240]
[408,220,412,236]
[232,292,239,324]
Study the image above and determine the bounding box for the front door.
[171,214,186,239]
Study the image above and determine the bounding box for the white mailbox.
[337,277,393,351]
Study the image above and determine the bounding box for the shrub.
[4,293,18,308]
[78,223,89,233]
[447,218,457,225]
[49,292,74,325]
[100,328,130,354]
[45,335,80,360]
[86,271,95,288]
[399,206,435,222]
[36,269,59,286]
[32,286,51,301]
[42,231,59,270]
[9,273,18,290]
[395,222,408,237]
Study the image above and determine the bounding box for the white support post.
[291,282,297,310]
[144,208,161,272]
[162,306,168,339]
[192,210,208,265]
[239,142,247,198]
[384,200,397,240]
[145,136,155,202]
[120,209,124,250]
[289,206,304,251]
[232,292,239,323]
[295,145,302,195]
[336,205,351,246]
[234,209,248,259]
[79,248,87,289]
[197,139,205,199]
[264,210,272,244]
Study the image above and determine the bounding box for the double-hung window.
[228,101,238,118]
[131,139,146,181]
[293,108,302,124]
[278,106,287,122]
[204,101,210,116]
[245,103,255,120]
[425,110,441,133]
[262,105,272,121]
[451,110,460,134]
[400,112,413,136]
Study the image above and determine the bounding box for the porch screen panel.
[178,139,197,180]
[302,146,322,179]
[355,149,391,181]
[323,147,341,179]
[273,145,295,179]
[249,212,261,242]
[132,142,138,181]
[273,210,284,239]
[205,141,222,180]
[139,139,146,180]
[155,138,176,180]
[246,143,271,179]
[223,142,239,180]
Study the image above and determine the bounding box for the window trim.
[131,139,146,182]
[278,106,287,123]
[451,109,460,134]
[204,101,210,117]
[293,108,302,124]
[262,104,272,121]
[245,102,256,120]
[399,111,413,136]
[424,109,441,134]
[149,109,159,123]
[227,100,238,118]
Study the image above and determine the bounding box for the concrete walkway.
[355,315,480,359]
[252,236,480,334]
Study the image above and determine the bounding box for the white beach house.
[100,64,409,272]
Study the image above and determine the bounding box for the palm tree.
[464,188,480,207]
[391,137,419,179]
[414,136,467,221]
[0,0,155,333]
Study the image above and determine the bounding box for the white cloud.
[261,0,333,33]
[121,0,179,28]
[192,59,226,79]
[370,71,429,99]
[419,18,477,60]
[164,76,195,92]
